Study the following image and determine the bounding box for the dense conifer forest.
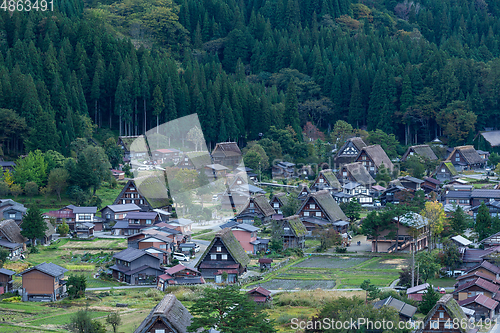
[1,0,500,158]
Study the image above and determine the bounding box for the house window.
[155,329,166,333]
[250,203,254,208]
[456,153,459,157]
[310,204,315,209]
[319,178,324,183]
[304,212,309,217]
[273,203,279,208]
[122,199,125,204]
[455,158,460,162]
[146,219,152,224]
[315,212,321,217]
[430,321,439,329]
[343,172,347,177]
[115,214,119,220]
[441,168,445,173]
[237,180,242,184]
[140,200,143,204]
[9,213,15,219]
[160,244,166,249]
[130,187,135,191]
[439,312,444,319]
[222,254,227,260]
[449,199,456,203]
[106,214,111,219]
[369,166,374,171]
[185,157,188,161]
[211,254,216,260]
[217,246,222,252]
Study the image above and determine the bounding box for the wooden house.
[354,144,394,176]
[373,296,417,321]
[117,135,147,162]
[297,190,348,233]
[269,192,289,215]
[195,228,250,282]
[399,176,424,191]
[451,235,472,248]
[167,218,194,242]
[480,232,500,249]
[0,219,26,258]
[455,271,500,288]
[464,261,500,280]
[310,169,341,193]
[406,283,430,302]
[275,215,307,250]
[113,179,170,212]
[115,211,160,236]
[470,189,500,207]
[177,151,212,170]
[101,203,141,222]
[235,194,275,225]
[433,161,459,182]
[458,294,498,321]
[441,189,471,206]
[341,181,373,204]
[446,146,485,171]
[415,294,474,333]
[211,142,242,170]
[0,200,26,225]
[370,212,429,253]
[152,148,181,165]
[337,162,376,188]
[110,169,125,180]
[133,294,194,333]
[21,263,68,302]
[110,248,163,285]
[228,223,260,254]
[127,231,175,250]
[0,268,15,294]
[258,258,273,270]
[247,286,272,304]
[272,161,295,179]
[297,184,311,201]
[157,264,205,290]
[333,137,367,166]
[204,163,229,180]
[401,144,438,162]
[453,277,499,301]
[422,177,441,194]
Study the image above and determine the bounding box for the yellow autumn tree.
[421,201,446,251]
[3,170,14,187]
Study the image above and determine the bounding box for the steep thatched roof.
[433,161,458,176]
[212,142,242,157]
[0,219,26,243]
[447,146,484,165]
[416,294,469,333]
[197,228,250,269]
[283,215,307,237]
[134,294,193,333]
[320,169,341,189]
[299,190,347,223]
[340,162,376,185]
[358,145,394,171]
[135,176,170,209]
[403,145,438,161]
[253,194,276,217]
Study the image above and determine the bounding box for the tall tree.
[284,81,301,139]
[21,206,48,246]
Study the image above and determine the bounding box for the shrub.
[24,181,39,197]
[30,246,39,254]
[145,288,163,301]
[2,296,21,302]
[335,247,347,253]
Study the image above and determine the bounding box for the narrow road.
[86,285,156,291]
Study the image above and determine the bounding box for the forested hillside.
[1,0,500,158]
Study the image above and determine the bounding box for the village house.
[204,163,229,180]
[117,135,147,162]
[218,222,260,254]
[127,230,175,250]
[401,144,438,162]
[211,142,242,170]
[110,169,125,180]
[0,199,26,225]
[235,194,275,225]
[113,179,170,212]
[333,137,367,166]
[406,283,430,302]
[310,169,341,193]
[373,296,417,321]
[480,232,500,249]
[272,161,295,179]
[453,277,499,301]
[258,258,273,270]
[354,144,394,176]
[101,203,141,221]
[21,263,68,302]
[337,162,376,188]
[0,268,15,294]
[0,219,26,258]
[177,151,213,170]
[471,201,500,220]
[297,190,348,233]
[433,161,459,182]
[297,184,311,201]
[133,294,194,333]
[340,181,373,204]
[464,261,500,280]
[247,286,272,304]
[157,264,205,290]
[275,215,307,250]
[269,192,290,216]
[112,211,161,236]
[455,271,500,288]
[152,148,181,165]
[446,146,485,171]
[195,228,250,283]
[470,189,500,207]
[421,177,441,194]
[379,186,412,205]
[167,218,194,242]
[399,176,424,191]
[451,235,472,248]
[415,294,474,333]
[458,294,498,321]
[110,248,163,285]
[441,189,472,207]
[370,212,429,253]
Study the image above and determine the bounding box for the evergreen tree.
[476,202,492,241]
[284,81,301,139]
[21,206,48,246]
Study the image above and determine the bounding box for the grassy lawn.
[428,277,457,288]
[95,182,126,207]
[194,230,217,241]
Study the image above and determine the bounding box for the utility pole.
[412,241,415,288]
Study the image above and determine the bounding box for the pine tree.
[348,77,363,127]
[284,81,301,139]
[152,85,164,133]
[21,206,48,246]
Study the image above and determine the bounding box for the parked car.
[172,252,190,262]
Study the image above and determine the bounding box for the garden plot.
[293,256,370,269]
[258,279,337,290]
[361,258,408,270]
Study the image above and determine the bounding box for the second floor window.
[211,254,216,260]
[9,213,15,218]
[222,254,227,260]
[310,204,315,209]
[217,246,221,252]
[146,219,152,224]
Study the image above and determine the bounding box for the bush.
[2,296,21,302]
[145,288,163,301]
[30,246,39,254]
[335,247,347,253]
[24,181,39,197]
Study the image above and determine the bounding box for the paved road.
[87,285,156,291]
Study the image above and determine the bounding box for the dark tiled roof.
[248,286,271,297]
[456,271,500,284]
[373,296,417,318]
[231,223,260,232]
[465,261,500,275]
[400,176,425,184]
[70,206,97,214]
[258,258,273,264]
[458,294,498,310]
[470,189,500,199]
[0,239,22,249]
[125,212,159,220]
[0,219,27,244]
[0,268,15,276]
[103,203,141,213]
[113,248,155,262]
[22,262,68,277]
[424,177,441,185]
[165,264,200,275]
[454,277,499,294]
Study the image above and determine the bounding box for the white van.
[173,252,190,262]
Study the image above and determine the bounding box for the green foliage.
[105,312,121,333]
[188,286,276,333]
[67,274,87,299]
[313,228,342,251]
[375,163,391,185]
[448,206,469,235]
[68,307,106,333]
[416,251,441,282]
[243,144,269,171]
[57,221,70,237]
[0,248,9,268]
[340,199,361,222]
[438,240,462,270]
[403,155,425,179]
[476,202,492,241]
[24,181,38,197]
[103,138,123,169]
[419,285,440,315]
[21,206,48,245]
[361,211,388,253]
[48,168,70,202]
[280,194,301,217]
[13,150,48,188]
[360,279,380,301]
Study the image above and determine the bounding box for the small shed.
[247,286,272,304]
[258,258,273,270]
[0,268,15,294]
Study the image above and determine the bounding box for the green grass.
[95,182,125,207]
[427,277,457,288]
